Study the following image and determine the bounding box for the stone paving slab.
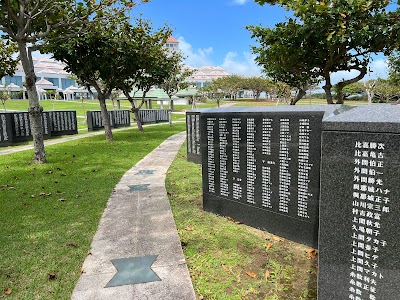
[71,132,196,300]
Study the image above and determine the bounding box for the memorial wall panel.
[200,106,342,248]
[47,110,78,136]
[87,110,130,131]
[10,111,51,142]
[186,110,203,164]
[318,105,400,300]
[0,113,13,147]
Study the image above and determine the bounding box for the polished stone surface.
[200,105,343,248]
[318,105,400,300]
[128,184,150,192]
[105,256,161,288]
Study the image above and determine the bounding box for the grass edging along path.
[0,123,186,300]
[166,143,318,300]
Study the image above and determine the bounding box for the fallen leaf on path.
[222,264,228,272]
[266,242,274,250]
[265,270,271,281]
[4,288,12,295]
[245,271,257,278]
[306,248,318,259]
[184,226,193,231]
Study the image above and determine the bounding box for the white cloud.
[364,59,388,80]
[221,51,262,75]
[232,0,249,5]
[177,36,214,68]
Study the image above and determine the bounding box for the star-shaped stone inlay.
[136,169,156,175]
[105,255,161,288]
[128,184,150,192]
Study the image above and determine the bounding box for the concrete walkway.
[71,132,196,300]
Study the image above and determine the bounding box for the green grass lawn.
[166,145,318,300]
[231,98,368,107]
[0,123,186,299]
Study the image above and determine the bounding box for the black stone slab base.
[204,194,318,248]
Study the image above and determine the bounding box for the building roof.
[166,36,179,43]
[36,79,54,86]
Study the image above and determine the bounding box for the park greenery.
[248,0,400,104]
[0,123,186,299]
[0,0,150,163]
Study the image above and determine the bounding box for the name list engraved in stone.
[262,165,273,208]
[191,115,196,154]
[219,118,229,197]
[187,115,192,153]
[279,118,291,213]
[195,114,200,154]
[297,118,312,218]
[232,118,242,200]
[246,118,256,204]
[262,118,273,155]
[207,118,216,193]
[261,118,274,208]
[348,141,389,300]
[1,115,8,141]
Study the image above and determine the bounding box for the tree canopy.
[249,0,400,104]
[0,0,146,162]
[0,39,18,81]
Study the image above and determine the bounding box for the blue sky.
[133,0,389,82]
[133,0,290,74]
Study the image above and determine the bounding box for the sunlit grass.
[0,123,186,299]
[166,144,318,299]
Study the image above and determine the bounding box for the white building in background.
[165,37,231,88]
[0,57,92,100]
[187,66,231,88]
[1,37,231,101]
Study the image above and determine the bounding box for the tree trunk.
[98,95,113,140]
[18,43,46,163]
[322,76,334,104]
[336,67,367,104]
[290,89,306,105]
[123,89,143,132]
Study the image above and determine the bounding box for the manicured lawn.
[231,98,368,107]
[166,144,318,300]
[0,123,186,299]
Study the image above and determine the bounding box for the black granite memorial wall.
[47,110,78,136]
[111,110,130,128]
[10,111,51,142]
[186,109,204,164]
[0,113,13,147]
[138,109,170,124]
[200,105,345,248]
[87,110,130,131]
[318,105,400,300]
